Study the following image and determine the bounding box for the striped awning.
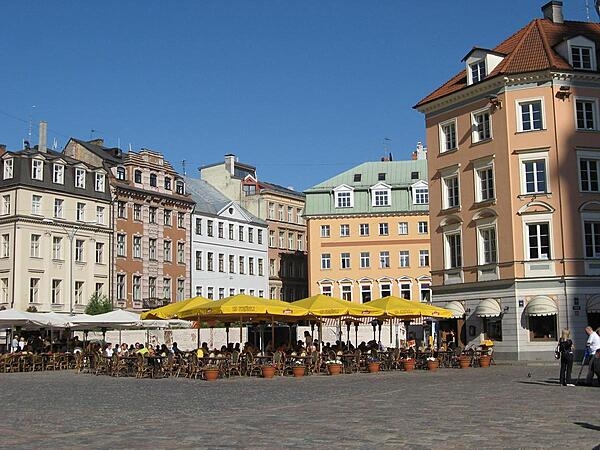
[587,296,600,314]
[475,298,502,318]
[444,301,466,319]
[524,296,558,317]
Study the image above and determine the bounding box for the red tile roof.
[415,19,600,108]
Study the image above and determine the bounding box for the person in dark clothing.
[558,328,574,386]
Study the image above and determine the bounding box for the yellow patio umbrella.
[178,294,309,319]
[412,302,454,319]
[367,296,424,319]
[140,296,209,320]
[290,294,384,318]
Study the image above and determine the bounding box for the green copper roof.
[303,160,428,217]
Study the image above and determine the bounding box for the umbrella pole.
[239,316,243,344]
[197,315,200,349]
[271,317,275,351]
[119,329,122,346]
[389,318,393,347]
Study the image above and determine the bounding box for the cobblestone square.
[1,365,598,449]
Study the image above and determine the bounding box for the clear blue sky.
[0,1,593,191]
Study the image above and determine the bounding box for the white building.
[185,177,269,299]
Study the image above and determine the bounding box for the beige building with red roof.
[415,1,600,360]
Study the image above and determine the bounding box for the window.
[117,234,126,257]
[380,282,391,298]
[0,278,7,304]
[195,251,202,270]
[320,225,330,238]
[528,315,557,341]
[443,175,460,209]
[249,257,255,275]
[163,240,172,262]
[297,233,303,251]
[149,238,157,260]
[164,209,172,226]
[418,221,428,234]
[76,202,86,221]
[3,159,13,179]
[150,173,157,187]
[2,195,10,215]
[74,281,84,305]
[51,279,62,304]
[519,100,543,131]
[476,165,495,201]
[116,167,125,180]
[522,159,547,194]
[584,221,600,258]
[320,284,332,297]
[177,279,185,301]
[132,276,141,301]
[336,191,352,208]
[400,282,411,300]
[360,252,370,268]
[238,225,244,242]
[96,206,105,224]
[29,278,40,303]
[575,99,597,130]
[571,45,593,70]
[53,164,64,184]
[379,223,389,236]
[398,222,408,235]
[133,236,141,258]
[287,206,293,223]
[440,120,457,152]
[277,204,284,221]
[239,256,245,274]
[1,234,9,258]
[75,168,86,188]
[399,251,409,267]
[470,60,486,83]
[218,253,225,272]
[380,251,390,268]
[32,159,43,180]
[117,201,126,219]
[420,282,432,302]
[359,224,369,236]
[75,239,85,262]
[445,233,462,269]
[268,202,275,219]
[479,227,497,264]
[361,284,372,303]
[340,224,350,237]
[30,234,40,258]
[54,198,63,218]
[52,236,62,260]
[341,284,352,301]
[258,258,264,276]
[31,195,42,215]
[269,230,275,247]
[258,229,263,245]
[164,177,172,190]
[195,218,202,235]
[95,173,105,191]
[163,278,171,300]
[117,274,125,300]
[134,170,142,183]
[414,186,429,205]
[419,250,430,267]
[148,277,156,299]
[270,259,276,277]
[278,231,285,248]
[373,189,390,206]
[472,109,491,143]
[288,232,294,250]
[207,220,213,237]
[248,228,254,243]
[217,221,223,238]
[527,223,550,260]
[95,242,104,264]
[341,252,350,269]
[177,243,185,263]
[176,181,185,195]
[149,207,157,224]
[321,253,331,270]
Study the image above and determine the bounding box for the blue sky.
[0,1,593,191]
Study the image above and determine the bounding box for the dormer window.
[557,36,597,71]
[353,174,361,182]
[371,182,391,207]
[164,177,172,190]
[463,48,505,86]
[378,173,386,181]
[31,159,43,181]
[3,159,13,180]
[470,60,486,83]
[176,180,185,194]
[53,164,64,184]
[333,185,354,208]
[571,45,593,70]
[95,173,105,192]
[116,167,125,180]
[75,168,86,188]
[411,180,429,205]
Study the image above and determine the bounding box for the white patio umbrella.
[68,309,143,330]
[0,309,66,329]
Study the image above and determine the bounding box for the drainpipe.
[10,189,18,309]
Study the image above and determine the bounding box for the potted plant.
[203,365,220,381]
[458,354,471,369]
[292,361,306,378]
[367,355,381,373]
[261,364,276,378]
[479,354,491,368]
[426,357,439,371]
[326,359,343,375]
[401,358,415,371]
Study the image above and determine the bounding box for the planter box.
[203,368,219,381]
[479,355,491,368]
[367,362,381,373]
[292,365,305,377]
[427,360,439,371]
[458,356,471,369]
[262,366,276,378]
[327,364,342,375]
[402,360,415,371]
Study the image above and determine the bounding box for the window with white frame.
[195,218,202,235]
[164,177,172,190]
[287,206,293,223]
[518,99,544,131]
[278,231,285,248]
[278,204,284,221]
[132,276,141,301]
[133,236,141,258]
[0,278,8,303]
[470,59,486,83]
[178,212,186,229]
[475,164,495,202]
[76,202,86,221]
[258,229,263,244]
[95,173,105,192]
[341,284,352,301]
[297,233,303,251]
[150,173,157,187]
[526,222,551,260]
[31,195,42,215]
[521,158,547,194]
[359,223,369,236]
[29,278,40,303]
[3,159,13,179]
[288,232,294,250]
[149,207,157,223]
[361,284,372,303]
[584,220,600,258]
[164,240,172,262]
[398,222,408,235]
[238,225,244,241]
[238,256,245,274]
[321,253,331,270]
[399,250,409,267]
[1,234,9,258]
[336,191,352,208]
[116,234,126,257]
[195,251,202,270]
[248,257,254,275]
[439,119,457,152]
[164,210,172,226]
[472,109,491,143]
[177,279,185,301]
[51,279,61,304]
[117,274,126,300]
[177,242,185,263]
[96,206,105,224]
[372,187,390,206]
[399,282,411,300]
[75,239,84,262]
[95,242,104,264]
[163,278,171,300]
[134,170,142,183]
[418,221,428,234]
[53,164,64,184]
[575,98,597,130]
[571,45,593,70]
[413,182,429,205]
[148,277,156,299]
[444,232,462,269]
[30,234,40,258]
[149,238,157,260]
[75,168,86,188]
[269,259,275,277]
[443,174,460,209]
[380,251,390,268]
[478,226,498,264]
[117,201,126,219]
[340,224,350,237]
[269,230,275,247]
[53,198,63,218]
[379,222,389,236]
[419,250,430,267]
[74,281,84,305]
[116,167,125,180]
[420,282,432,302]
[207,220,213,237]
[268,202,275,219]
[2,195,9,215]
[52,236,62,260]
[340,252,350,269]
[248,227,254,243]
[360,252,370,268]
[321,284,332,297]
[258,258,264,276]
[380,282,391,298]
[32,159,43,180]
[320,225,330,238]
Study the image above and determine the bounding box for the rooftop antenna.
[182,159,187,176]
[27,105,36,142]
[52,138,58,150]
[128,143,132,153]
[585,0,590,21]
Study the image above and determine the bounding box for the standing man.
[11,334,18,353]
[585,326,600,386]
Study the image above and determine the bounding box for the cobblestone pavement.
[1,365,599,449]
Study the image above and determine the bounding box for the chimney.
[0,144,6,156]
[224,154,236,176]
[38,121,47,153]
[88,138,104,146]
[541,1,563,23]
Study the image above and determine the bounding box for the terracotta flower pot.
[262,365,276,378]
[327,364,342,375]
[427,360,439,371]
[479,355,491,368]
[459,355,471,369]
[292,365,305,377]
[402,360,415,372]
[367,362,381,373]
[203,368,219,381]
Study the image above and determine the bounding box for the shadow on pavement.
[574,422,600,432]
[516,378,560,386]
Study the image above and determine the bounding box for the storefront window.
[528,315,557,341]
[483,317,502,341]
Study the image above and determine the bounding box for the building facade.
[200,154,308,301]
[304,155,430,303]
[64,139,194,310]
[0,125,112,313]
[185,177,269,300]
[415,1,600,359]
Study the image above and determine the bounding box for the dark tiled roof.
[71,138,123,164]
[415,19,600,108]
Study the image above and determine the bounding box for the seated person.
[136,344,149,356]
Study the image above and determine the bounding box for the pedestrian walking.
[585,326,600,386]
[558,329,574,386]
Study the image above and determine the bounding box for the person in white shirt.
[585,326,600,385]
[11,335,18,353]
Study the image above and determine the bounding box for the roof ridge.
[498,20,539,72]
[535,19,560,68]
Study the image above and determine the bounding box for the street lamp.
[43,219,97,315]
